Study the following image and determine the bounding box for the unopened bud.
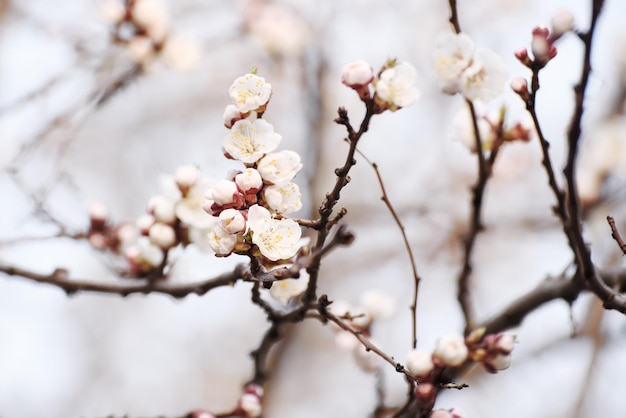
[511,77,530,101]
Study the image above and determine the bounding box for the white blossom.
[433,32,508,101]
[176,179,214,229]
[207,223,238,256]
[116,223,139,247]
[149,222,177,249]
[452,104,497,152]
[162,34,201,72]
[269,271,308,304]
[360,290,395,319]
[433,32,475,94]
[460,48,509,102]
[132,0,169,41]
[229,73,272,113]
[341,60,374,87]
[263,182,302,214]
[135,236,164,267]
[257,150,303,185]
[219,208,246,234]
[147,195,176,224]
[235,168,263,194]
[406,349,434,377]
[433,335,468,367]
[128,36,155,64]
[136,214,156,234]
[375,61,420,110]
[247,204,301,261]
[223,119,282,164]
[248,4,310,57]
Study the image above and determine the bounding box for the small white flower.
[147,195,176,224]
[176,178,214,229]
[433,32,475,94]
[235,168,263,194]
[406,349,434,377]
[375,61,420,110]
[162,34,201,72]
[460,48,509,102]
[229,73,272,113]
[128,36,155,64]
[341,60,374,87]
[239,393,262,418]
[207,223,238,256]
[360,290,395,320]
[219,208,246,234]
[247,204,301,261]
[269,271,308,304]
[248,4,310,57]
[433,335,468,367]
[263,182,302,214]
[132,0,169,41]
[452,104,497,152]
[136,214,156,235]
[149,222,177,249]
[116,223,139,247]
[495,334,516,353]
[137,236,164,267]
[223,119,282,164]
[257,150,303,185]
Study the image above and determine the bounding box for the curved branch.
[0,263,248,298]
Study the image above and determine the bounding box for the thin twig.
[607,216,626,255]
[356,147,422,349]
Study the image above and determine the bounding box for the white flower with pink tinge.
[247,204,301,261]
[223,119,282,164]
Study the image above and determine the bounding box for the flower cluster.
[406,330,515,411]
[329,291,395,372]
[341,59,420,112]
[87,164,214,277]
[100,0,200,71]
[514,10,575,69]
[452,103,531,153]
[433,32,509,102]
[201,72,303,263]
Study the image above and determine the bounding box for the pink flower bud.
[495,334,516,354]
[223,104,244,129]
[341,60,374,88]
[238,393,262,418]
[415,383,436,410]
[88,202,109,226]
[511,77,529,101]
[514,47,532,67]
[136,214,156,235]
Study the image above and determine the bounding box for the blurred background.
[2,0,626,417]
